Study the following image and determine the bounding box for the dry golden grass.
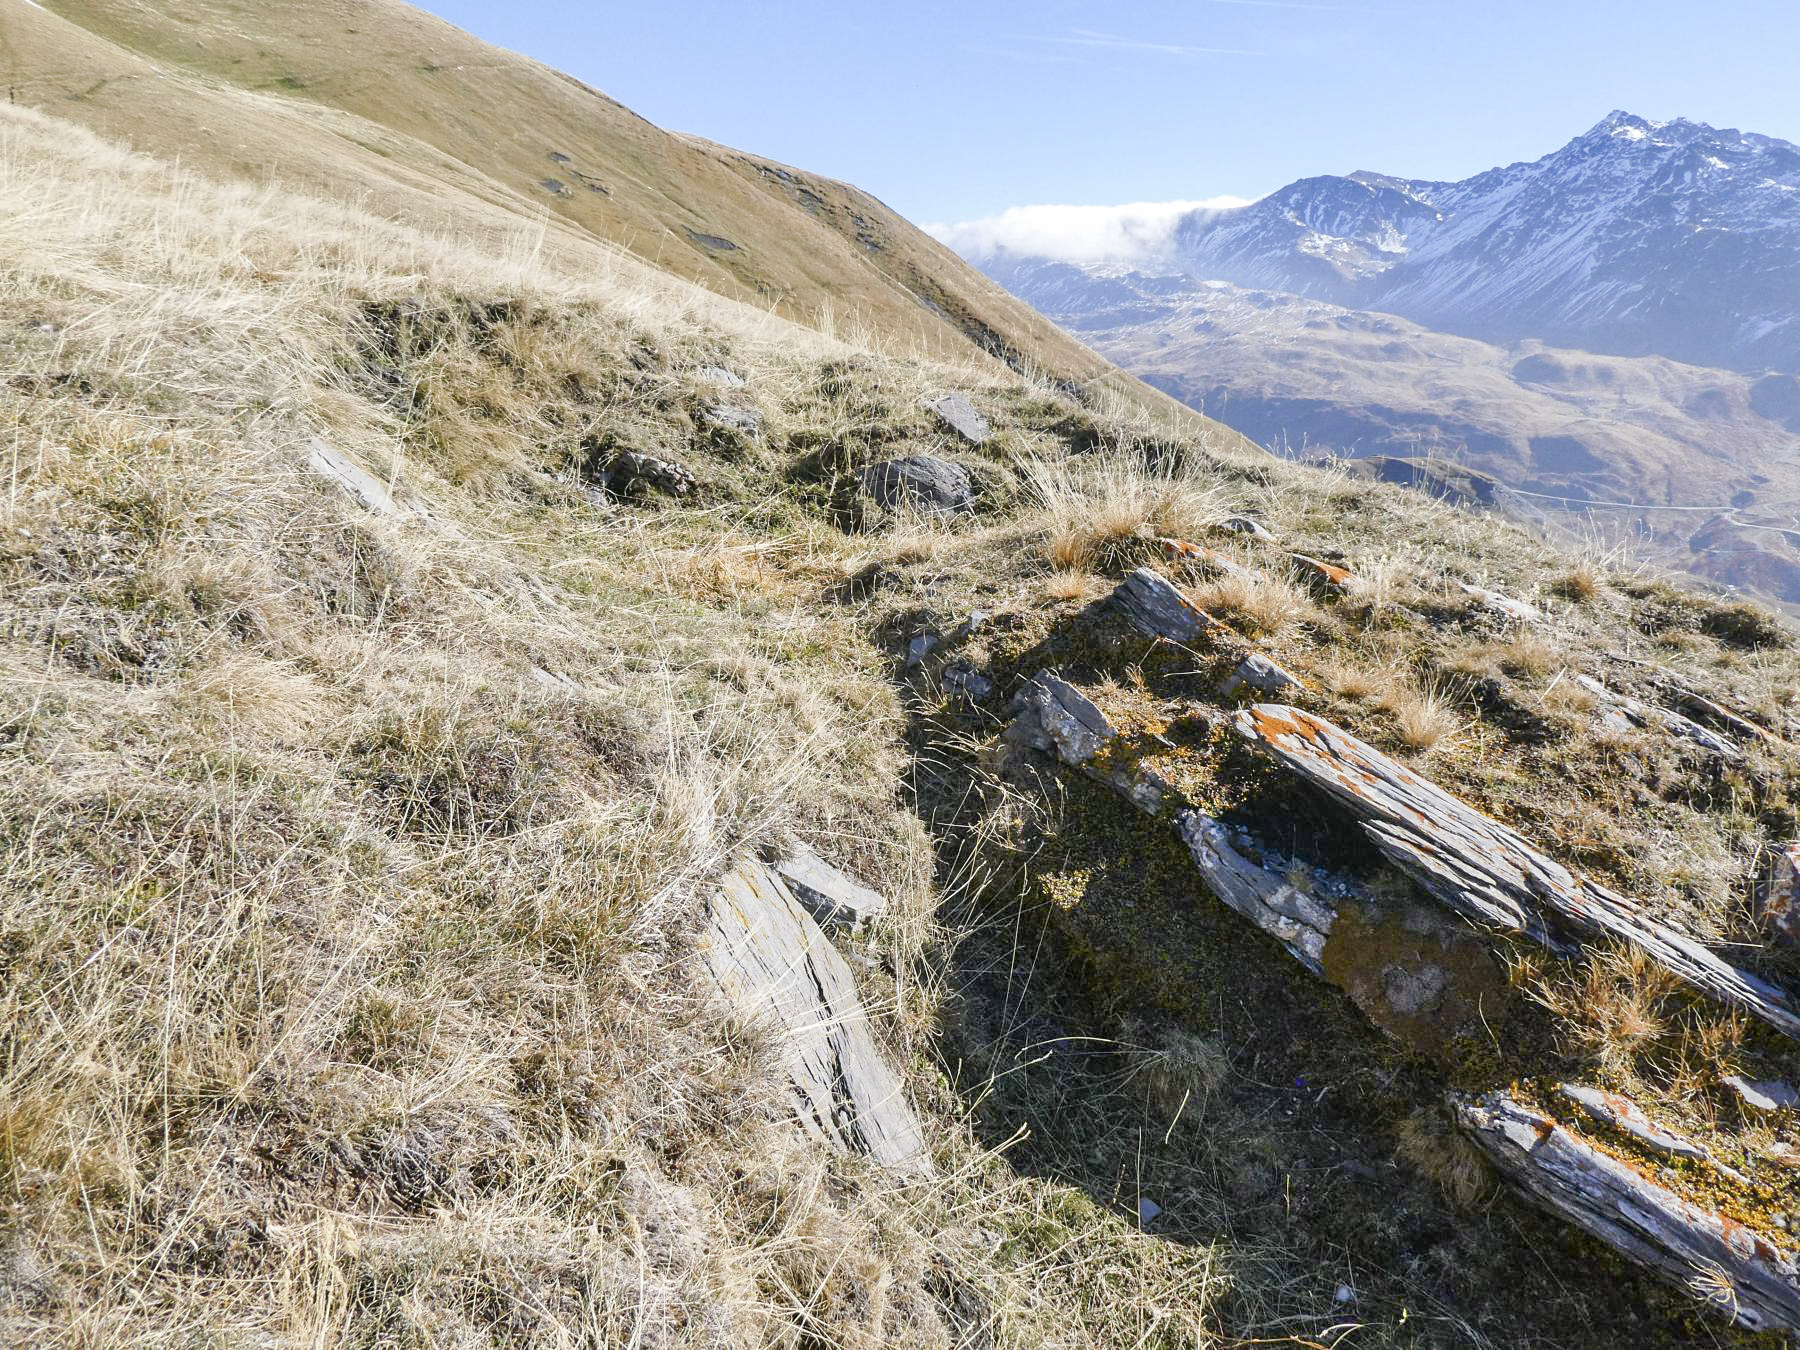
[1044,569,1101,602]
[0,103,1259,1349]
[1190,571,1315,638]
[1553,562,1604,603]
[1025,451,1226,574]
[1381,679,1465,753]
[1531,944,1683,1079]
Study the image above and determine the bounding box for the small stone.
[861,456,975,515]
[1560,1084,1707,1161]
[1216,515,1276,542]
[1221,652,1308,698]
[598,449,697,498]
[905,633,940,668]
[1289,552,1356,591]
[773,844,889,931]
[1723,1075,1800,1114]
[943,662,994,703]
[926,393,990,445]
[1459,582,1543,624]
[694,364,746,388]
[702,404,762,437]
[1334,1284,1357,1305]
[1759,844,1800,948]
[1136,1197,1162,1225]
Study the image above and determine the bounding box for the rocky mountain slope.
[10,11,1800,1348]
[989,257,1800,602]
[1167,112,1800,374]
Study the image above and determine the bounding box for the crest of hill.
[2,0,1229,441]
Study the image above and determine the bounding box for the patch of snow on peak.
[927,197,1254,267]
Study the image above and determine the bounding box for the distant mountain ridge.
[1167,112,1800,373]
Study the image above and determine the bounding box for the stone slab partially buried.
[306,437,402,517]
[773,844,889,931]
[860,455,974,515]
[926,393,990,445]
[699,858,929,1173]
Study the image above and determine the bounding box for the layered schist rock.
[1453,1091,1800,1337]
[1005,667,1507,1053]
[1236,703,1800,1041]
[999,565,1800,1334]
[699,859,928,1173]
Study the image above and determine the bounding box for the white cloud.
[926,198,1253,267]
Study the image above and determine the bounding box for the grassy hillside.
[1,0,1226,433]
[9,10,1800,1349]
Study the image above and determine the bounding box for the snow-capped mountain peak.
[1157,113,1800,372]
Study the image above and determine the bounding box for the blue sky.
[417,0,1799,228]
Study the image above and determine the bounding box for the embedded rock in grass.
[1458,582,1542,624]
[1573,675,1742,759]
[926,393,990,445]
[702,403,763,438]
[305,437,402,517]
[773,844,889,932]
[699,858,928,1172]
[1289,553,1355,592]
[1008,673,1510,1043]
[1724,1075,1800,1114]
[1221,652,1307,698]
[694,364,746,388]
[1236,703,1800,1041]
[1759,843,1800,948]
[1111,568,1230,644]
[1452,1090,1800,1338]
[596,449,698,499]
[1559,1084,1709,1162]
[860,455,974,514]
[1159,536,1258,579]
[1215,515,1276,542]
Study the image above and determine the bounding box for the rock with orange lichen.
[1235,702,1800,1042]
[1453,1090,1800,1337]
[1289,553,1355,592]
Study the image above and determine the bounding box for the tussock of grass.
[1191,570,1315,638]
[1024,450,1225,575]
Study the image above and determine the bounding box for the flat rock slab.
[1160,537,1258,578]
[1223,652,1307,698]
[1454,1090,1800,1338]
[1574,675,1740,760]
[1289,553,1355,591]
[1007,672,1505,1049]
[1559,1083,1708,1161]
[1725,1075,1800,1114]
[861,455,974,514]
[773,845,888,931]
[1236,703,1800,1042]
[703,404,763,436]
[306,437,402,517]
[926,393,990,444]
[699,859,928,1172]
[1111,568,1230,644]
